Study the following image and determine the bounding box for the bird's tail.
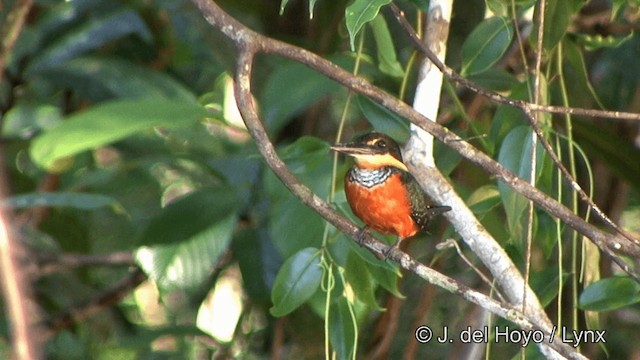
[426,205,451,217]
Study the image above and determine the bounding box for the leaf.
[261,60,340,135]
[270,247,323,317]
[139,188,239,246]
[135,188,239,291]
[357,95,409,142]
[562,39,605,109]
[579,276,640,311]
[345,252,383,310]
[369,14,404,78]
[42,56,196,102]
[497,126,545,241]
[535,0,578,52]
[345,0,392,50]
[30,99,208,171]
[466,185,501,214]
[0,192,121,211]
[461,17,513,76]
[1,103,62,139]
[329,297,357,360]
[265,137,332,257]
[573,120,640,191]
[29,9,151,73]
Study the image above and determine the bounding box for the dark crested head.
[330,132,407,171]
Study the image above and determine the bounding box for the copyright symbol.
[415,326,433,343]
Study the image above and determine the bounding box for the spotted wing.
[403,172,451,231]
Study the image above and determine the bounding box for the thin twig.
[40,268,147,339]
[36,251,135,275]
[0,0,34,85]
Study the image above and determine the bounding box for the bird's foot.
[355,226,370,246]
[383,239,401,259]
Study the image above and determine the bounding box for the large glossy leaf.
[329,297,357,360]
[497,126,545,241]
[0,192,121,211]
[369,14,403,78]
[579,276,640,311]
[29,9,151,73]
[30,99,208,171]
[265,137,332,257]
[573,120,640,191]
[135,188,239,291]
[270,247,323,317]
[42,56,196,102]
[535,0,581,52]
[357,95,409,142]
[345,0,392,50]
[261,60,340,135]
[461,17,513,76]
[345,252,383,310]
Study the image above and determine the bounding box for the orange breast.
[345,172,419,239]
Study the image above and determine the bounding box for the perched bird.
[331,132,451,255]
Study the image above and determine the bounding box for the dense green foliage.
[1,0,639,359]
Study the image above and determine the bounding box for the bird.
[331,132,451,255]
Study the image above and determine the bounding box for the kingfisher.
[331,132,451,255]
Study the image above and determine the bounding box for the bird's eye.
[376,140,387,148]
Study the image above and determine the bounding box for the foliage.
[1,0,639,359]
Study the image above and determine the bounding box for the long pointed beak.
[330,143,380,156]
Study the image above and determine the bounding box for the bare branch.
[40,268,146,339]
[35,251,135,275]
[0,0,34,85]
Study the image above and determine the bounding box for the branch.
[35,251,135,275]
[0,0,34,85]
[40,268,146,339]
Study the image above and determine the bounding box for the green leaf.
[562,39,605,109]
[0,192,121,211]
[530,267,566,307]
[369,14,404,78]
[345,0,392,50]
[497,126,545,241]
[1,102,62,139]
[345,252,383,310]
[29,9,151,73]
[270,247,323,317]
[265,137,332,257]
[573,120,640,191]
[357,95,409,142]
[30,99,208,171]
[261,60,340,135]
[135,188,239,291]
[535,0,577,52]
[579,276,640,311]
[329,297,357,360]
[466,185,501,214]
[139,188,239,246]
[43,56,196,102]
[461,17,513,76]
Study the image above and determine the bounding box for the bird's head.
[331,132,408,171]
